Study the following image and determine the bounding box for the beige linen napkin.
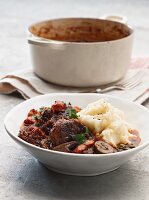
[106,69,149,104]
[0,57,149,104]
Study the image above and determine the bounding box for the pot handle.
[28,33,62,43]
[100,14,127,24]
[28,32,66,49]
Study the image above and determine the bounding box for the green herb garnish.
[32,115,41,120]
[39,107,45,112]
[35,123,40,127]
[67,108,78,119]
[39,106,50,113]
[75,133,85,144]
[85,127,90,133]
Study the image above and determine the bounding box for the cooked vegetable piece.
[28,109,39,117]
[128,136,141,148]
[73,106,81,112]
[84,139,95,147]
[24,117,35,126]
[67,141,79,151]
[51,101,66,112]
[53,141,78,152]
[73,144,86,153]
[94,141,115,154]
[117,143,130,151]
[73,139,95,153]
[83,147,94,154]
[129,129,139,137]
[128,129,141,147]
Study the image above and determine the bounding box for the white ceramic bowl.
[4,93,149,176]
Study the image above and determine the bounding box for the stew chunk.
[50,119,86,146]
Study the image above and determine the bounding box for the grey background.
[0,0,149,200]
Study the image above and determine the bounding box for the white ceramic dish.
[28,16,133,87]
[4,93,149,176]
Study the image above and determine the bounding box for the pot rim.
[28,17,134,46]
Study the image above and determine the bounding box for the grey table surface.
[0,0,149,200]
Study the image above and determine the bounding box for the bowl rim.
[28,17,133,46]
[4,93,149,158]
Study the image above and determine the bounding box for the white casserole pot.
[28,16,133,87]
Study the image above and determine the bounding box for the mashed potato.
[78,99,134,147]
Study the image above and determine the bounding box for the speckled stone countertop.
[0,0,149,199]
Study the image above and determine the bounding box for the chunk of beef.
[50,119,86,147]
[41,109,67,123]
[41,109,53,122]
[19,126,46,146]
[40,137,52,149]
[40,120,53,135]
[50,112,67,123]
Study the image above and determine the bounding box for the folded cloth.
[106,69,149,103]
[0,57,149,104]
